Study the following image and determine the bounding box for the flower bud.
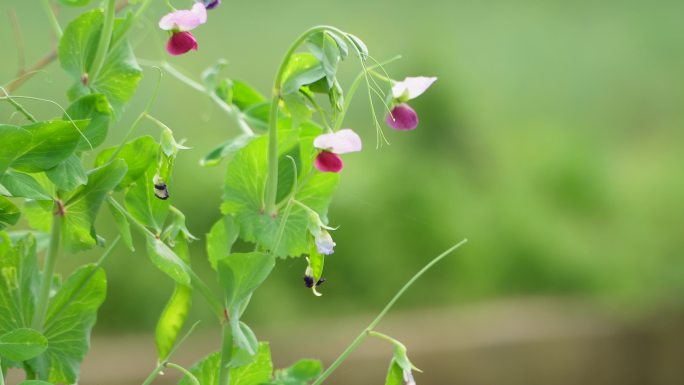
[167,31,198,56]
[202,0,221,9]
[314,151,344,173]
[386,103,419,131]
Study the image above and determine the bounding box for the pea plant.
[0,1,467,385]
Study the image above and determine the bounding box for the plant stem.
[367,330,404,348]
[88,0,117,84]
[0,88,37,123]
[166,363,200,385]
[40,0,63,38]
[311,239,468,385]
[0,358,5,385]
[218,321,233,385]
[141,363,164,385]
[32,209,63,331]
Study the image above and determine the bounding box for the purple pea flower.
[159,3,207,55]
[386,76,437,131]
[313,129,362,173]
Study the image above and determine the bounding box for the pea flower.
[159,3,208,56]
[314,229,336,255]
[386,76,437,130]
[313,129,362,173]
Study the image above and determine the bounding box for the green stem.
[218,322,233,385]
[0,92,37,123]
[157,61,254,136]
[141,363,164,385]
[264,25,340,216]
[0,358,5,385]
[88,0,116,84]
[166,363,200,385]
[106,197,224,321]
[32,209,63,331]
[40,0,62,38]
[311,239,468,385]
[367,330,405,349]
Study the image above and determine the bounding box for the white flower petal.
[158,3,207,31]
[391,76,437,100]
[313,129,362,154]
[315,230,336,255]
[191,2,208,24]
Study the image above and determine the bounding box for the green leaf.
[217,252,275,318]
[96,135,158,190]
[0,234,38,334]
[0,197,21,230]
[0,121,88,175]
[281,53,326,95]
[306,31,341,87]
[145,236,191,285]
[45,155,88,192]
[29,264,107,384]
[229,321,259,367]
[61,159,127,253]
[17,381,53,385]
[347,33,369,61]
[58,0,93,6]
[0,328,48,362]
[0,171,51,200]
[162,207,197,243]
[125,167,170,233]
[206,215,240,270]
[65,94,112,152]
[106,198,134,251]
[272,359,323,385]
[155,236,192,361]
[282,93,312,129]
[200,135,255,168]
[178,343,273,385]
[59,11,142,118]
[221,134,339,258]
[230,80,266,110]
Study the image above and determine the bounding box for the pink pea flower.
[313,129,362,173]
[386,76,437,131]
[159,3,207,56]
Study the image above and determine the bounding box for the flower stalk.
[32,203,63,331]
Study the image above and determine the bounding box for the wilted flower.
[201,0,221,9]
[386,76,437,131]
[403,367,416,385]
[153,174,169,200]
[159,3,207,56]
[303,259,325,297]
[313,129,362,173]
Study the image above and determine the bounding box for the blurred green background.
[2,0,684,383]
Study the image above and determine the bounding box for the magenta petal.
[314,151,344,173]
[167,32,198,56]
[386,104,419,130]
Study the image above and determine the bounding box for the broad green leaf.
[65,94,112,152]
[281,53,326,95]
[273,359,323,385]
[45,155,88,192]
[29,264,106,384]
[106,198,134,251]
[0,197,20,230]
[155,236,192,361]
[327,31,349,60]
[61,159,127,253]
[58,0,93,6]
[0,121,87,175]
[145,236,191,285]
[178,343,273,385]
[243,102,271,132]
[125,167,170,233]
[59,11,142,117]
[0,171,52,200]
[206,215,240,270]
[230,80,266,110]
[0,328,48,362]
[384,360,404,385]
[217,252,274,318]
[221,134,339,258]
[23,201,53,233]
[200,135,255,167]
[306,31,341,87]
[0,234,37,334]
[231,321,258,357]
[282,92,312,129]
[96,135,158,189]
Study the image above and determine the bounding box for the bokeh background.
[2,0,684,384]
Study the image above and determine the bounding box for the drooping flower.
[314,229,336,255]
[313,129,362,173]
[201,0,221,9]
[166,31,198,56]
[159,3,207,56]
[386,76,437,131]
[153,174,169,200]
